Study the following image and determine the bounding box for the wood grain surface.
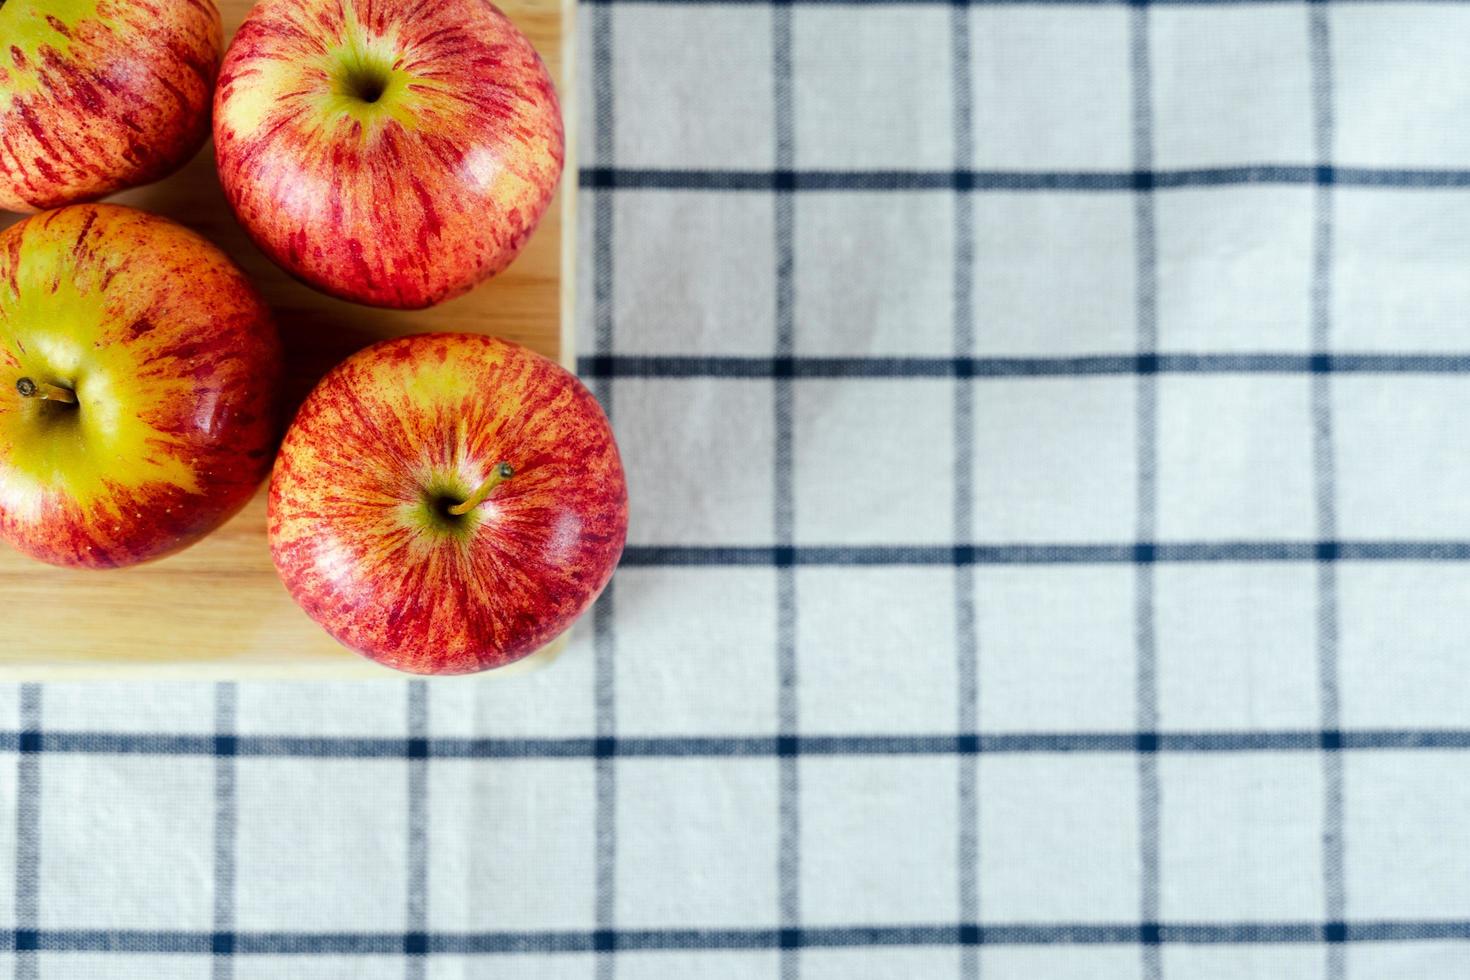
[0,0,575,679]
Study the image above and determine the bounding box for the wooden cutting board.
[0,0,576,679]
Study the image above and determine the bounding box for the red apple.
[213,0,564,309]
[0,203,281,568]
[0,0,222,213]
[268,333,626,674]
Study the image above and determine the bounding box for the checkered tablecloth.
[6,0,1470,977]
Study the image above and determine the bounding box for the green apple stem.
[447,462,514,516]
[16,377,76,405]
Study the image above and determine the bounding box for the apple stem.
[16,377,76,405]
[447,462,514,516]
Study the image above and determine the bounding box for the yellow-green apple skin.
[269,334,627,675]
[0,204,282,568]
[214,0,564,309]
[0,0,223,212]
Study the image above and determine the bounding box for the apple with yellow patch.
[0,204,281,567]
[269,334,626,674]
[214,0,564,309]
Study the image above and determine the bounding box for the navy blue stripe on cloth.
[581,165,1470,191]
[589,0,619,973]
[1126,4,1163,976]
[14,685,41,980]
[578,353,1470,379]
[406,683,430,978]
[4,921,1470,955]
[1306,3,1349,977]
[211,685,237,978]
[949,0,981,974]
[4,730,1470,758]
[617,541,1470,566]
[770,4,802,975]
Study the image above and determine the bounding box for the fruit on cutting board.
[214,0,564,309]
[0,0,222,213]
[0,204,281,568]
[269,333,626,674]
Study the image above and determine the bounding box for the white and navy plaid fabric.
[5,0,1470,977]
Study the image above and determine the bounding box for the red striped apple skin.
[214,0,564,309]
[0,204,282,568]
[0,0,222,213]
[269,334,627,675]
